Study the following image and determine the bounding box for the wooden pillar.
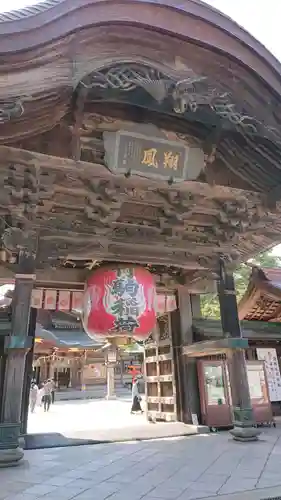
[40,360,48,382]
[106,366,115,399]
[191,294,201,319]
[20,308,37,435]
[49,362,55,380]
[69,360,75,388]
[106,346,117,400]
[70,358,81,389]
[0,250,36,465]
[0,336,6,420]
[217,258,241,337]
[217,258,259,441]
[120,358,124,386]
[171,289,200,424]
[79,357,85,390]
[77,358,83,389]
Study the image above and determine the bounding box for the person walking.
[43,380,52,412]
[130,378,143,414]
[37,382,44,407]
[29,381,38,413]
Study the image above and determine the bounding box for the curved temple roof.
[0,0,280,140]
[239,267,281,322]
[35,324,100,348]
[0,0,281,191]
[0,0,280,92]
[1,0,280,76]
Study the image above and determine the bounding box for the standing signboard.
[197,360,232,428]
[197,359,274,429]
[256,348,281,402]
[247,361,273,425]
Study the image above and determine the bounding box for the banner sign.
[256,348,281,402]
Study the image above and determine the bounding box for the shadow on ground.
[24,433,106,449]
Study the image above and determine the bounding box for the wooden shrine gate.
[1,0,281,464]
[144,314,178,422]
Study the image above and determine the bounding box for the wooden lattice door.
[144,314,177,422]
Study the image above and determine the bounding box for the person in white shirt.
[29,381,38,413]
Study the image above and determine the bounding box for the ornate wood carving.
[212,199,275,242]
[0,145,280,277]
[82,179,124,227]
[81,63,278,141]
[3,163,55,221]
[2,226,37,255]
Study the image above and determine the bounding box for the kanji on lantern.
[82,266,157,341]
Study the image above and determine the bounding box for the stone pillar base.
[230,426,261,442]
[105,394,117,400]
[230,407,260,442]
[0,447,24,468]
[0,424,24,468]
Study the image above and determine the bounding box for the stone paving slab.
[26,399,208,449]
[1,429,281,499]
[24,423,208,449]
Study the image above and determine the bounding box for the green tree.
[200,250,281,319]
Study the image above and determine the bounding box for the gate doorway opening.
[26,308,148,442]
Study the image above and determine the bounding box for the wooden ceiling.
[0,0,281,285]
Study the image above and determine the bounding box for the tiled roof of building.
[0,0,244,23]
[0,0,62,22]
[259,268,281,291]
[238,266,281,322]
[0,302,101,348]
[36,310,102,348]
[36,324,101,348]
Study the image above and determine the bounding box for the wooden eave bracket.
[182,337,248,358]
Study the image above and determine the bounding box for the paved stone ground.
[26,397,203,448]
[2,428,281,499]
[27,397,145,435]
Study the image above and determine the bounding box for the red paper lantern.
[82,266,157,341]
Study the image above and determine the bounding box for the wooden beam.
[0,263,213,288]
[71,87,88,161]
[193,317,281,341]
[0,145,266,199]
[64,252,209,271]
[182,337,248,357]
[0,264,88,286]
